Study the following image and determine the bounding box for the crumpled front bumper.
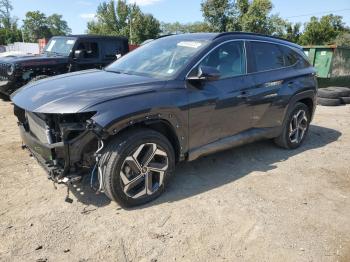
[19,119,98,179]
[19,124,67,178]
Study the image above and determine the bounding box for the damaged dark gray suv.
[11,33,317,207]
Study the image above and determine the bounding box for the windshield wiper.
[104,69,122,74]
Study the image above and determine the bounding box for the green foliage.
[88,0,121,35]
[300,15,346,45]
[200,0,348,46]
[87,0,160,44]
[0,0,347,47]
[0,0,12,29]
[22,11,51,42]
[22,11,71,42]
[47,14,72,36]
[161,21,211,34]
[131,13,160,44]
[201,0,234,32]
[0,0,21,44]
[285,22,302,43]
[239,0,273,34]
[0,25,21,45]
[201,0,289,36]
[333,32,350,47]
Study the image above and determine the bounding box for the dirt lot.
[0,98,349,262]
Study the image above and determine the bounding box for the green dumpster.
[303,45,350,88]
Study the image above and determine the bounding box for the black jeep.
[0,35,129,96]
[12,33,317,207]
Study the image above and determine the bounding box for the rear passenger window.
[76,41,99,59]
[103,41,122,59]
[250,42,284,72]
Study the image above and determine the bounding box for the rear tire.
[318,87,350,99]
[340,97,350,104]
[100,128,175,207]
[274,102,310,149]
[317,97,342,106]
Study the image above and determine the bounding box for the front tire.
[100,128,175,207]
[274,102,310,149]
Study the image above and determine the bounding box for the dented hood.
[11,69,166,114]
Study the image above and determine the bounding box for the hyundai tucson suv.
[11,33,317,207]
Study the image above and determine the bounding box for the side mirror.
[187,66,221,81]
[74,50,85,59]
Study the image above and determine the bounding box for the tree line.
[89,0,350,46]
[0,0,71,45]
[0,0,349,47]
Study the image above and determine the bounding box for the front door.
[188,40,255,150]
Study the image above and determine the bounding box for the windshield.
[43,37,77,56]
[106,37,210,79]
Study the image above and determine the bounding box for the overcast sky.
[10,0,350,34]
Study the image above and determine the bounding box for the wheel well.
[113,120,181,163]
[298,98,314,117]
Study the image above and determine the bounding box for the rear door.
[246,41,298,128]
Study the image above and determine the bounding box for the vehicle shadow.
[69,124,341,208]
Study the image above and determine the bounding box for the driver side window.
[192,41,246,79]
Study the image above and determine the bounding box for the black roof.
[215,32,301,49]
[52,34,128,40]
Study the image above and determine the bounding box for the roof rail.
[215,31,294,44]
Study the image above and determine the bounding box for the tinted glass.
[103,41,122,58]
[194,41,246,79]
[251,42,284,72]
[280,45,298,66]
[106,37,210,79]
[76,41,99,59]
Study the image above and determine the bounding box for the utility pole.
[129,15,133,45]
[21,29,25,43]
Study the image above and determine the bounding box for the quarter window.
[194,41,246,79]
[280,45,298,66]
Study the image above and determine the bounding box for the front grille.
[0,63,9,77]
[26,112,51,144]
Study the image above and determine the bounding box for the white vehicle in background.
[0,51,35,57]
[0,42,40,58]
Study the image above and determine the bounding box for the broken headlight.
[7,64,15,76]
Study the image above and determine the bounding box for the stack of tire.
[318,86,350,106]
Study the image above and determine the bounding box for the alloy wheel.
[120,143,169,199]
[289,109,308,144]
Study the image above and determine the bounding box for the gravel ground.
[0,98,349,262]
